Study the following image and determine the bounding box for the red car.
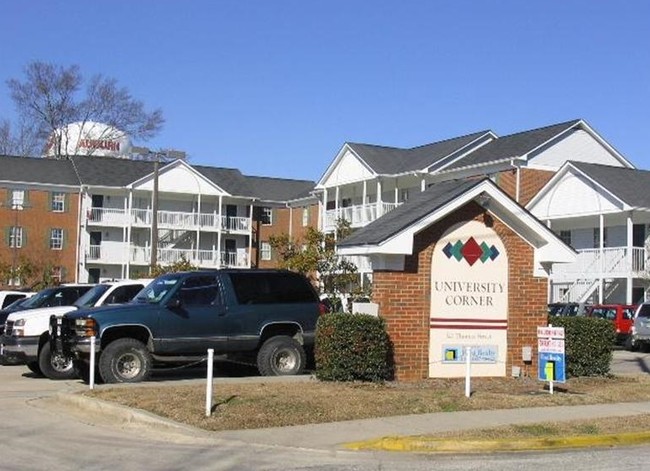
[586,304,637,344]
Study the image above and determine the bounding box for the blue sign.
[538,352,566,383]
[442,345,498,364]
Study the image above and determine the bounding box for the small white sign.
[537,326,565,339]
[538,338,565,354]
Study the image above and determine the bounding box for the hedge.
[548,316,616,377]
[315,313,394,382]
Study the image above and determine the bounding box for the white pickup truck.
[1,279,151,379]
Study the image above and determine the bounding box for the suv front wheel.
[99,338,152,383]
[256,335,306,376]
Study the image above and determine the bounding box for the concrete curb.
[55,392,213,440]
[344,431,650,453]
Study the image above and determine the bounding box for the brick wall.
[0,188,79,288]
[373,201,547,381]
[495,168,555,206]
[254,202,319,269]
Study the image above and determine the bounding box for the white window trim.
[52,192,65,212]
[50,228,63,250]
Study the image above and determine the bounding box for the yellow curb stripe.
[344,431,650,453]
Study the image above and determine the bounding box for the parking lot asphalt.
[4,349,650,454]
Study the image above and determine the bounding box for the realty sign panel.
[537,326,566,383]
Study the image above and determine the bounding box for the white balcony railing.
[324,202,400,231]
[87,207,251,233]
[551,247,647,280]
[122,246,249,268]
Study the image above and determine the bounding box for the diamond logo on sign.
[442,237,500,266]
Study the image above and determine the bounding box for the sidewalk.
[56,391,650,452]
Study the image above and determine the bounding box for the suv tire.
[99,338,152,383]
[26,361,43,376]
[256,335,306,376]
[38,342,75,380]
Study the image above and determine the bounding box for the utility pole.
[150,155,159,272]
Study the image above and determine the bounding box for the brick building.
[338,179,574,381]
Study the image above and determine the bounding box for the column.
[627,212,633,304]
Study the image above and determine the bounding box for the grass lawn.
[86,374,650,436]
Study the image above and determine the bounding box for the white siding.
[135,166,223,195]
[529,168,623,219]
[531,130,628,170]
[322,149,375,187]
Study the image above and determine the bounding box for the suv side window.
[228,272,316,305]
[179,275,220,307]
[106,285,143,304]
[624,308,635,320]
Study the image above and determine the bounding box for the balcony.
[324,202,400,231]
[87,207,251,233]
[86,245,249,268]
[551,247,648,280]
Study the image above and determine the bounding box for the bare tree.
[3,62,164,158]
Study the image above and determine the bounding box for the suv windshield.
[73,284,112,308]
[134,275,182,304]
[20,288,57,309]
[637,304,650,318]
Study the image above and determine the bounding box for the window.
[11,190,25,210]
[261,242,272,261]
[302,207,310,227]
[593,228,609,248]
[400,189,409,202]
[51,192,65,212]
[51,267,62,283]
[261,207,273,225]
[559,230,572,246]
[228,272,317,305]
[178,275,220,307]
[50,228,64,250]
[9,226,23,248]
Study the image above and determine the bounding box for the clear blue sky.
[1,1,648,182]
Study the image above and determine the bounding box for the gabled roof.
[338,179,480,248]
[193,165,254,197]
[347,130,492,175]
[243,176,315,202]
[562,162,650,209]
[443,119,582,171]
[0,155,80,186]
[338,178,575,268]
[71,155,161,187]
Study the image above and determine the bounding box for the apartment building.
[315,119,641,302]
[0,154,316,286]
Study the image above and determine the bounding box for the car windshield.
[134,275,182,304]
[73,284,112,308]
[548,304,564,316]
[19,288,57,309]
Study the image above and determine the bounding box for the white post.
[549,379,554,395]
[206,348,214,417]
[89,336,96,390]
[465,346,471,398]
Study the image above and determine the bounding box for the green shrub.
[315,313,394,382]
[548,316,616,377]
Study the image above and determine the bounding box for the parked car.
[548,302,591,317]
[586,304,636,344]
[628,303,650,351]
[1,279,151,379]
[0,284,95,336]
[50,270,326,383]
[0,290,35,310]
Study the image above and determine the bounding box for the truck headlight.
[12,318,26,337]
[75,318,98,337]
